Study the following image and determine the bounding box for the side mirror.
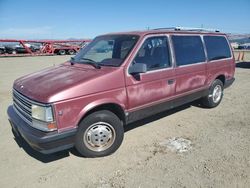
[129,63,147,75]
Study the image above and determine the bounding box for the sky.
[0,0,249,39]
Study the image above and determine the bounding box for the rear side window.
[204,36,231,61]
[172,36,206,66]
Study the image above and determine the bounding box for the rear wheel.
[75,110,124,157]
[202,79,224,108]
[68,49,75,55]
[58,50,66,55]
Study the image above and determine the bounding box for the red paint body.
[13,30,235,133]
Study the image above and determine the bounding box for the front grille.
[13,89,32,125]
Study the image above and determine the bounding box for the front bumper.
[7,105,77,154]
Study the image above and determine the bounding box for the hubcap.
[212,85,222,103]
[83,122,116,152]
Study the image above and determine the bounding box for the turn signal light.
[47,123,57,131]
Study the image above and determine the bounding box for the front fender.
[54,88,127,131]
[76,98,126,125]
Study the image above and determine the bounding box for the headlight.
[31,104,57,132]
[32,105,54,122]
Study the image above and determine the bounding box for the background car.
[5,43,41,54]
[238,43,250,50]
[0,46,6,54]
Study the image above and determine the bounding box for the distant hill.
[227,33,250,44]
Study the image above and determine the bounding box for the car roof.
[102,28,227,37]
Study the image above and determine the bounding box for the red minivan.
[8,27,235,157]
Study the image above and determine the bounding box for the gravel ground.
[0,56,249,188]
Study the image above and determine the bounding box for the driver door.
[125,35,175,121]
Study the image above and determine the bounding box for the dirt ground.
[0,56,249,188]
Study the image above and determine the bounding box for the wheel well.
[80,103,126,125]
[216,75,225,85]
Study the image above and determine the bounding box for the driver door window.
[132,36,171,71]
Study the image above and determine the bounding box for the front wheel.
[75,110,124,157]
[201,79,224,108]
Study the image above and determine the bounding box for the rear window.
[172,36,206,66]
[204,36,231,61]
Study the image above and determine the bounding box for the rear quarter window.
[204,36,231,61]
[172,35,206,66]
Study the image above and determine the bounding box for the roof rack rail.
[153,27,220,32]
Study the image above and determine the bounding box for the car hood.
[14,63,124,103]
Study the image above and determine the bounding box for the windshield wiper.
[79,58,101,69]
[70,57,101,69]
[83,61,101,69]
[98,63,118,67]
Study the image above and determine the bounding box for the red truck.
[0,39,91,56]
[8,27,235,157]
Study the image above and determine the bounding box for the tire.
[68,49,75,55]
[0,49,5,54]
[201,79,224,108]
[58,50,66,55]
[75,110,124,157]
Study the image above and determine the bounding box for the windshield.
[72,35,139,67]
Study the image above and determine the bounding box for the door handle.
[167,79,175,85]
